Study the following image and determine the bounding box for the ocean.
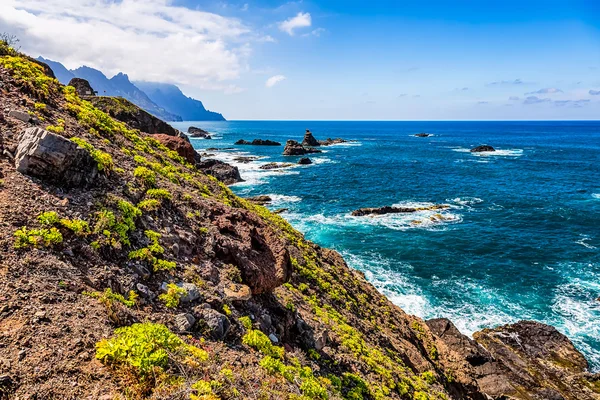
[171,120,600,370]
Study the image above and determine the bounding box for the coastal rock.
[233,156,259,163]
[15,127,98,187]
[283,140,323,156]
[426,318,492,367]
[471,145,495,152]
[298,157,312,165]
[302,130,320,147]
[89,96,178,136]
[153,134,199,164]
[414,133,431,137]
[188,126,212,139]
[319,138,348,146]
[351,204,449,216]
[196,159,243,185]
[235,139,281,146]
[68,78,96,97]
[259,162,294,170]
[246,195,272,205]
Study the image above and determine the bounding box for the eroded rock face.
[282,140,322,156]
[68,78,96,97]
[471,145,495,152]
[211,207,292,294]
[15,127,98,187]
[153,134,199,164]
[430,318,600,400]
[196,159,243,185]
[302,130,320,147]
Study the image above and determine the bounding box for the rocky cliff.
[1,41,599,400]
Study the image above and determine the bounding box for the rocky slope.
[0,42,599,400]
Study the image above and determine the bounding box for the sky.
[1,0,599,120]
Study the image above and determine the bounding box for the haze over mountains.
[37,57,225,122]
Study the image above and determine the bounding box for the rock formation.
[235,139,281,146]
[68,77,96,97]
[298,157,312,165]
[471,145,496,152]
[188,126,212,139]
[196,159,243,184]
[282,140,323,156]
[302,130,320,147]
[259,162,294,170]
[153,134,200,165]
[414,133,431,137]
[245,195,272,205]
[352,204,449,216]
[319,138,348,145]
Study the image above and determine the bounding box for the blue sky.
[2,0,599,119]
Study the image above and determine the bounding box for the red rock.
[153,134,197,164]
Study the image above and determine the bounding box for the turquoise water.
[173,120,600,369]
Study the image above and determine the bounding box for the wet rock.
[471,145,495,152]
[188,126,211,139]
[235,139,281,146]
[233,156,259,163]
[302,130,320,147]
[68,78,96,97]
[194,307,231,340]
[352,204,449,216]
[196,159,243,185]
[298,157,312,165]
[273,208,288,214]
[259,162,294,170]
[283,140,323,156]
[8,110,32,123]
[426,318,491,367]
[245,195,272,205]
[319,138,348,146]
[153,133,199,164]
[223,283,252,302]
[15,127,98,187]
[174,313,195,332]
[414,133,431,137]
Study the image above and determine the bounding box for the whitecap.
[575,236,597,249]
[449,197,484,207]
[267,194,302,205]
[452,148,524,157]
[592,193,600,200]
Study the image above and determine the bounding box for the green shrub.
[146,188,172,200]
[154,259,176,271]
[0,56,60,99]
[134,166,156,186]
[71,137,114,173]
[14,226,63,249]
[34,102,46,111]
[60,218,90,235]
[138,199,161,211]
[242,329,283,359]
[239,316,252,330]
[95,322,207,377]
[84,288,137,307]
[46,124,64,133]
[37,211,60,226]
[159,283,186,308]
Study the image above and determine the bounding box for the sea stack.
[471,145,496,152]
[302,130,320,147]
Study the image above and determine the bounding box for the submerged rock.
[15,127,98,187]
[351,204,449,216]
[283,140,323,156]
[471,145,495,152]
[260,162,294,170]
[188,126,212,139]
[196,159,243,185]
[302,130,320,147]
[246,195,272,205]
[235,139,281,146]
[319,138,348,146]
[233,156,259,163]
[414,133,431,137]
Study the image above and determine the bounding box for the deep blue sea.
[172,120,600,369]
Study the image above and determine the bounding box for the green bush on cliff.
[84,288,138,308]
[0,55,59,99]
[159,283,186,308]
[242,329,284,359]
[37,211,60,226]
[134,166,156,187]
[71,137,114,173]
[14,226,63,249]
[146,188,172,200]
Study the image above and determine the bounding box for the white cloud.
[266,75,286,88]
[0,0,257,92]
[278,12,311,36]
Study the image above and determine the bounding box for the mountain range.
[37,57,225,122]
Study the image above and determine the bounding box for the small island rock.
[188,127,212,139]
[298,157,312,165]
[471,145,495,152]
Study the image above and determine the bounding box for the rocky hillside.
[0,42,598,400]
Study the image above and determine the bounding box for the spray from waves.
[452,148,524,157]
[575,236,597,249]
[266,194,302,206]
[324,141,362,147]
[593,193,600,200]
[448,197,484,207]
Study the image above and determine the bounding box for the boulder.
[153,133,199,164]
[223,283,252,302]
[179,283,202,303]
[8,110,33,123]
[196,159,243,185]
[246,195,272,205]
[14,127,98,187]
[236,139,281,146]
[260,162,294,170]
[302,130,320,147]
[319,138,348,146]
[298,157,312,165]
[188,127,211,139]
[351,204,449,216]
[194,307,231,340]
[283,140,322,156]
[471,145,495,152]
[174,313,195,332]
[68,78,96,97]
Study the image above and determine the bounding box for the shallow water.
[173,120,600,369]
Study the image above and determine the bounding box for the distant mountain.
[134,81,226,121]
[35,57,226,122]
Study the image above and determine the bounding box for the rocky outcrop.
[246,195,272,205]
[211,207,292,294]
[298,157,312,165]
[429,318,600,400]
[153,134,200,165]
[14,127,98,187]
[235,139,281,146]
[89,96,178,136]
[471,145,495,152]
[414,133,431,137]
[302,130,320,147]
[233,156,259,163]
[188,127,211,139]
[283,140,322,156]
[196,159,243,185]
[68,78,96,97]
[259,162,294,170]
[351,204,449,216]
[319,138,348,146]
